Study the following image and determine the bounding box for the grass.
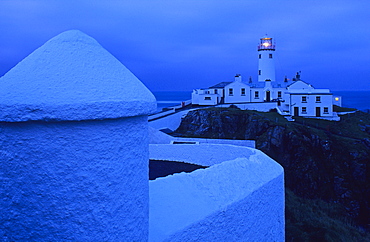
[294,111,370,140]
[286,189,370,242]
[333,105,357,112]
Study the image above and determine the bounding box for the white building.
[192,36,340,120]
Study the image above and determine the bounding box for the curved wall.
[1,116,149,241]
[149,144,285,242]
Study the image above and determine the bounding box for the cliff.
[173,107,370,240]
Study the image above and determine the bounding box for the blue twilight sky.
[0,0,369,91]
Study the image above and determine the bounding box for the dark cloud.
[1,0,369,91]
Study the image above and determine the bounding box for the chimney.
[296,71,301,80]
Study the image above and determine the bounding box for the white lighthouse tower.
[258,35,276,82]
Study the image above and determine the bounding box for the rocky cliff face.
[174,107,370,230]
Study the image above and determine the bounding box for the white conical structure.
[0,30,156,121]
[0,30,156,241]
[257,35,276,82]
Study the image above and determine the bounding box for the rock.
[174,108,370,229]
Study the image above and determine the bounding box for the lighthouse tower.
[258,36,276,82]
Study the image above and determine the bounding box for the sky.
[0,0,369,92]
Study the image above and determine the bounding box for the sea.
[152,90,370,112]
[332,91,370,111]
[153,91,192,112]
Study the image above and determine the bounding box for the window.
[214,89,218,94]
[269,53,273,58]
[316,96,321,103]
[204,97,211,100]
[302,107,307,114]
[278,91,282,98]
[229,88,233,96]
[302,96,307,103]
[258,70,261,75]
[254,91,259,99]
[259,54,261,59]
[241,88,246,96]
[324,107,329,113]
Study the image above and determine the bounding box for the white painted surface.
[148,109,176,121]
[224,81,250,103]
[0,30,155,241]
[149,110,194,131]
[1,117,150,241]
[0,30,156,122]
[287,80,314,91]
[173,138,255,148]
[289,93,333,117]
[192,90,219,105]
[149,128,255,147]
[258,49,276,82]
[150,144,258,166]
[149,144,284,241]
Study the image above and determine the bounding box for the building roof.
[0,30,156,122]
[204,77,301,90]
[209,82,232,88]
[286,79,314,88]
[246,79,294,89]
[247,82,265,88]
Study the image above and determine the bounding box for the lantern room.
[257,35,276,82]
[258,36,275,51]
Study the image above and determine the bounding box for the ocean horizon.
[152,90,370,112]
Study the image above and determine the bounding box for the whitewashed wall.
[290,93,333,117]
[1,116,151,241]
[224,82,251,103]
[149,109,193,131]
[149,144,285,242]
[0,30,156,241]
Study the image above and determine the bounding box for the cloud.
[0,0,369,90]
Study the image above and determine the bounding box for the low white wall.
[173,137,255,148]
[149,103,277,132]
[217,102,277,112]
[149,127,255,148]
[149,110,193,131]
[150,144,256,166]
[149,144,285,242]
[148,109,176,121]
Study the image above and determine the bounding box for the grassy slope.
[286,189,370,242]
[252,111,370,240]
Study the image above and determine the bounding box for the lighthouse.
[258,35,276,82]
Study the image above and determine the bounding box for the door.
[316,107,321,117]
[266,91,271,102]
[294,107,299,116]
